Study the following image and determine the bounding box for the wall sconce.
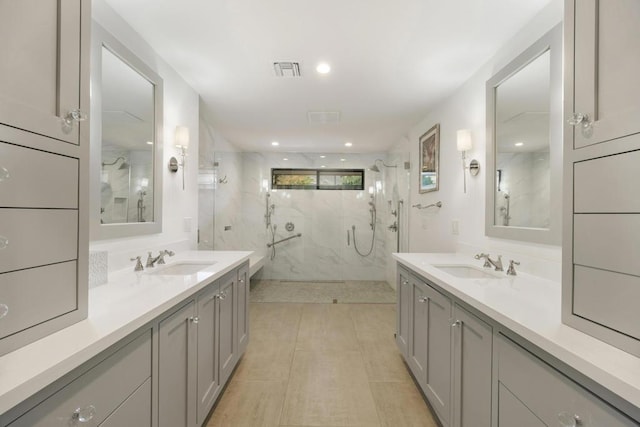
[168,125,189,190]
[456,129,480,193]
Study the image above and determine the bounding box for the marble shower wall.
[211,151,399,281]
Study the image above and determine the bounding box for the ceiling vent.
[273,62,301,77]
[307,111,341,125]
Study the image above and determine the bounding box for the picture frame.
[419,123,440,193]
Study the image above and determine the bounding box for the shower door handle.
[347,230,350,246]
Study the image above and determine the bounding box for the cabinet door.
[423,284,452,427]
[218,274,237,385]
[236,263,249,355]
[0,0,83,145]
[408,278,428,387]
[452,305,492,427]
[196,285,221,425]
[158,302,197,427]
[396,266,411,357]
[572,0,640,148]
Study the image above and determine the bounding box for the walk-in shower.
[351,194,378,257]
[265,192,302,260]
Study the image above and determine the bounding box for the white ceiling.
[104,0,551,153]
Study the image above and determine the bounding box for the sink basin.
[148,262,215,275]
[433,264,503,279]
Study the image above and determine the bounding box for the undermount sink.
[148,262,215,275]
[433,264,503,279]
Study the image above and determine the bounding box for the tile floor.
[206,303,438,427]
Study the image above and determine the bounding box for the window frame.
[271,168,365,190]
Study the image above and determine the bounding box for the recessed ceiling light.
[320,155,326,158]
[146,141,153,145]
[345,142,353,147]
[340,158,346,162]
[316,62,331,74]
[514,142,524,147]
[271,141,279,146]
[283,158,288,161]
[320,165,326,168]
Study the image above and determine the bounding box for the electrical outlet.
[451,220,459,235]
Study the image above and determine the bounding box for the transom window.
[271,169,364,190]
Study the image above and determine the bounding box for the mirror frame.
[90,23,164,240]
[485,24,562,245]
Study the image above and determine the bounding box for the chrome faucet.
[130,256,144,272]
[506,260,520,276]
[146,250,175,268]
[475,253,503,271]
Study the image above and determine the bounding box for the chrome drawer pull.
[0,304,8,319]
[0,236,8,250]
[72,405,96,423]
[0,167,9,182]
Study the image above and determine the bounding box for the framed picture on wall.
[419,123,440,193]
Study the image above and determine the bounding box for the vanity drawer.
[0,208,77,274]
[0,141,78,209]
[574,213,640,277]
[0,261,77,339]
[9,331,152,427]
[573,265,640,340]
[574,150,640,213]
[100,378,151,427]
[497,335,636,426]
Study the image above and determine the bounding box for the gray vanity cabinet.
[395,266,411,357]
[0,0,85,145]
[496,335,636,427]
[563,0,640,357]
[196,283,221,426]
[158,302,197,427]
[236,264,249,356]
[407,275,452,427]
[451,304,492,427]
[0,0,89,357]
[218,272,238,385]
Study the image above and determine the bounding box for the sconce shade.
[456,129,472,152]
[175,125,190,149]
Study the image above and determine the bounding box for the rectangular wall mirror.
[485,24,562,245]
[90,24,163,240]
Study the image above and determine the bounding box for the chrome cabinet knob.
[451,320,461,327]
[0,304,8,319]
[558,411,582,426]
[190,316,199,324]
[239,278,245,284]
[418,296,428,303]
[63,109,87,126]
[0,236,8,250]
[402,280,409,286]
[72,405,96,423]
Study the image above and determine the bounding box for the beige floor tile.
[359,340,412,383]
[349,304,396,343]
[369,382,438,427]
[250,303,303,342]
[295,304,360,352]
[280,350,380,426]
[207,380,287,427]
[233,337,296,381]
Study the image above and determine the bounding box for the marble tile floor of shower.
[206,303,438,427]
[250,280,397,304]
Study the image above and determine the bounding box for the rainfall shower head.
[370,159,397,172]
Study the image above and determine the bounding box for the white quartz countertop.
[394,253,640,413]
[0,250,251,416]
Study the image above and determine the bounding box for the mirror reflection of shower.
[137,190,146,222]
[351,194,378,257]
[500,193,511,226]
